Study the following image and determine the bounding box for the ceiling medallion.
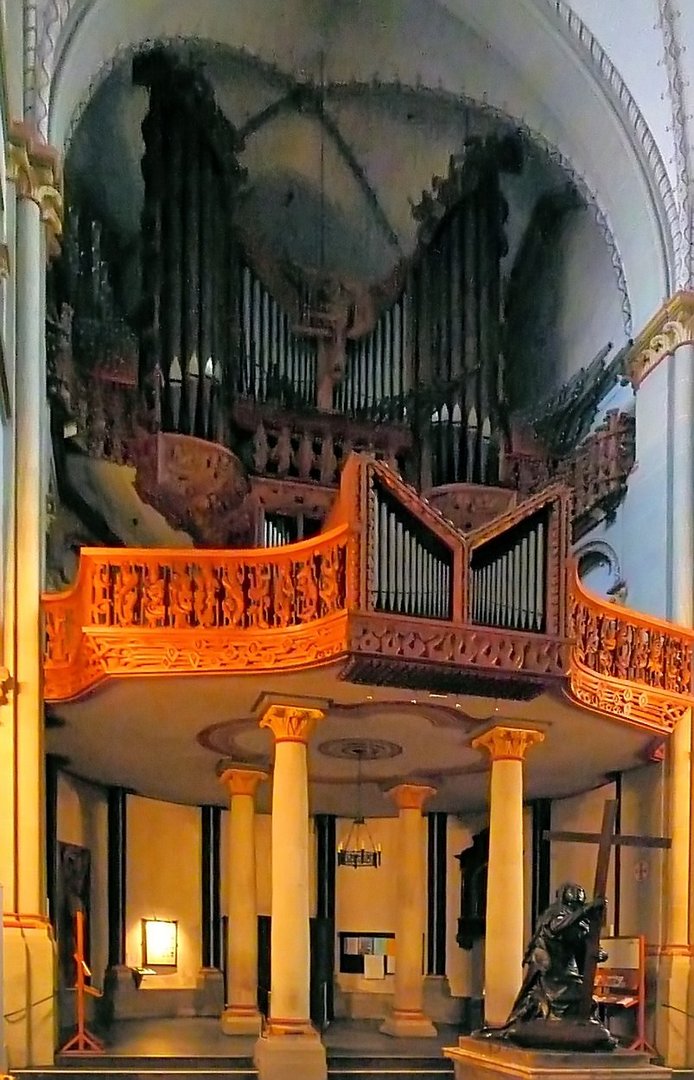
[318,738,402,761]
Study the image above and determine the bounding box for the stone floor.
[94,1016,460,1061]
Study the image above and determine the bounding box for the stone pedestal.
[194,967,225,1016]
[254,1031,327,1080]
[444,1036,671,1080]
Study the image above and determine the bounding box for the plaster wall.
[618,763,665,945]
[125,795,201,989]
[558,0,675,194]
[619,356,671,619]
[334,816,400,1002]
[507,202,627,414]
[549,782,617,928]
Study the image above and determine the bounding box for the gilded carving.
[472,725,545,762]
[219,767,268,798]
[7,123,63,253]
[626,291,694,387]
[260,703,325,744]
[387,783,437,811]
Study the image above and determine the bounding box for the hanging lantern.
[337,748,381,869]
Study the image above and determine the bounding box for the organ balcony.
[43,453,693,737]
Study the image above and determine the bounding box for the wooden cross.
[544,799,671,1017]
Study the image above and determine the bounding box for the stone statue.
[479,882,616,1051]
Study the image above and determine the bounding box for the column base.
[4,922,56,1068]
[380,1009,438,1038]
[195,967,225,1016]
[254,1028,326,1080]
[656,951,694,1068]
[221,1005,263,1036]
[424,975,463,1024]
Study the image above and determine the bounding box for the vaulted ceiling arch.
[40,0,677,330]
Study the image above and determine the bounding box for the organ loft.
[5,13,694,1080]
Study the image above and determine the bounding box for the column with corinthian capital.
[381,782,437,1038]
[472,725,544,1027]
[254,704,327,1080]
[219,766,267,1035]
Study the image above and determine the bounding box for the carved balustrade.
[501,411,636,537]
[568,565,694,733]
[232,399,412,487]
[46,452,694,733]
[43,523,355,700]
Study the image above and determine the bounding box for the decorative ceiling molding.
[535,0,680,297]
[656,0,692,288]
[35,5,671,333]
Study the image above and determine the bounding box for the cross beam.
[545,830,671,850]
[543,800,670,1018]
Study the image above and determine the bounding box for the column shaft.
[381,784,436,1038]
[107,788,127,969]
[220,768,265,1035]
[485,757,524,1025]
[14,195,45,915]
[270,740,312,1024]
[472,726,544,1028]
[427,812,447,976]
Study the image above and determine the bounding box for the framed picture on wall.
[141,918,178,968]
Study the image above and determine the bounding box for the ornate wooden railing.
[45,453,694,733]
[43,522,356,700]
[568,566,694,733]
[232,399,412,487]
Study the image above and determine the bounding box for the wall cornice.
[626,290,694,387]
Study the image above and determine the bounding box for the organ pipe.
[238,264,318,408]
[470,513,547,632]
[135,50,244,439]
[369,480,452,620]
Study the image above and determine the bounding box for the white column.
[3,126,61,1068]
[220,766,267,1035]
[472,726,544,1027]
[381,783,437,1038]
[254,704,327,1080]
[14,192,44,916]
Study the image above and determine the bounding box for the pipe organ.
[469,510,548,633]
[334,293,410,419]
[411,138,516,489]
[239,264,317,407]
[369,478,452,620]
[135,50,245,441]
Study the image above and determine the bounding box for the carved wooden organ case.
[50,50,525,550]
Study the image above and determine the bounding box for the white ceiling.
[47,664,657,815]
[46,0,676,324]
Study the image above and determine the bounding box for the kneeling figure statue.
[480,882,616,1051]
